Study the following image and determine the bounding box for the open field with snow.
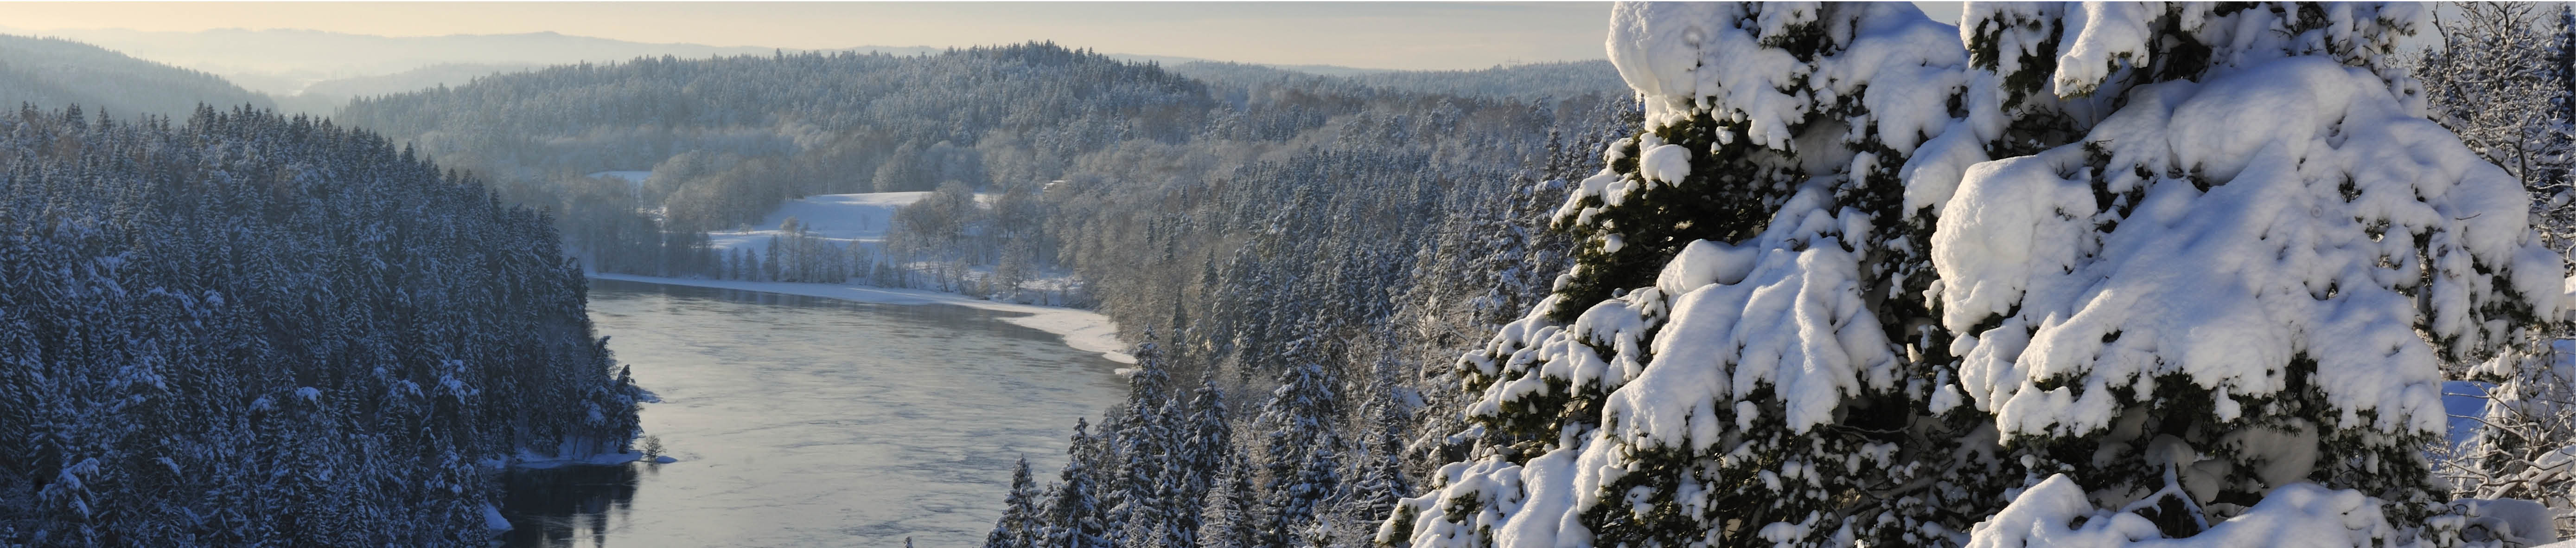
[709,190,933,251]
[589,170,952,257]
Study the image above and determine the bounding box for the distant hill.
[0,25,1613,116]
[1,26,1456,90]
[1345,60,1625,100]
[301,62,537,98]
[286,48,1414,115]
[1171,59,1624,102]
[0,27,794,96]
[278,62,539,113]
[0,34,274,119]
[278,46,973,114]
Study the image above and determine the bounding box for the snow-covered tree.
[1390,2,2573,547]
[1202,450,1262,548]
[2414,10,2576,538]
[2414,3,2576,262]
[1387,3,2004,546]
[0,106,632,545]
[1043,419,1112,548]
[1256,357,1344,547]
[985,458,1042,548]
[1935,1,2573,543]
[1104,340,1190,548]
[2397,0,2576,539]
[2444,344,2576,542]
[1340,396,1411,529]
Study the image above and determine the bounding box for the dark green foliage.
[0,105,636,546]
[1435,4,2028,546]
[1542,112,1801,321]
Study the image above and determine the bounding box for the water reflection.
[496,279,1124,547]
[500,464,643,547]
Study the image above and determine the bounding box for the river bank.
[587,273,1134,364]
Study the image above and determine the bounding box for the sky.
[1,2,1629,71]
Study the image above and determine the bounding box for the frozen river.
[498,278,1129,547]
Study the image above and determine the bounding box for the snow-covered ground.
[591,272,1133,364]
[2444,380,2495,452]
[576,171,1118,360]
[504,448,672,470]
[585,170,652,184]
[593,169,950,258]
[708,191,938,255]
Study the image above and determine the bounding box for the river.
[498,278,1129,547]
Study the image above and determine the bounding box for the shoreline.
[586,273,1136,364]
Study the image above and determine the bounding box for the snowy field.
[580,171,1117,361]
[586,170,653,184]
[706,191,940,255]
[587,169,963,260]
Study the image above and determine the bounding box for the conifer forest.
[4,2,2576,547]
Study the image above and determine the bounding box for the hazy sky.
[4,2,1628,71]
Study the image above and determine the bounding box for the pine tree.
[1392,3,2002,546]
[1042,419,1111,548]
[1390,2,2562,547]
[763,237,782,282]
[1202,450,1262,548]
[987,459,1041,548]
[1941,2,2565,542]
[1256,357,1341,546]
[1340,398,1409,528]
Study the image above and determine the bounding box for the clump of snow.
[2049,2,2154,98]
[1966,474,2403,547]
[1936,56,2560,443]
[1970,3,2428,115]
[1604,2,1815,143]
[1638,143,1691,185]
[1556,148,1634,227]
[2447,498,2563,546]
[1476,184,1898,453]
[1380,449,1594,548]
[483,503,513,531]
[1617,186,1896,442]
